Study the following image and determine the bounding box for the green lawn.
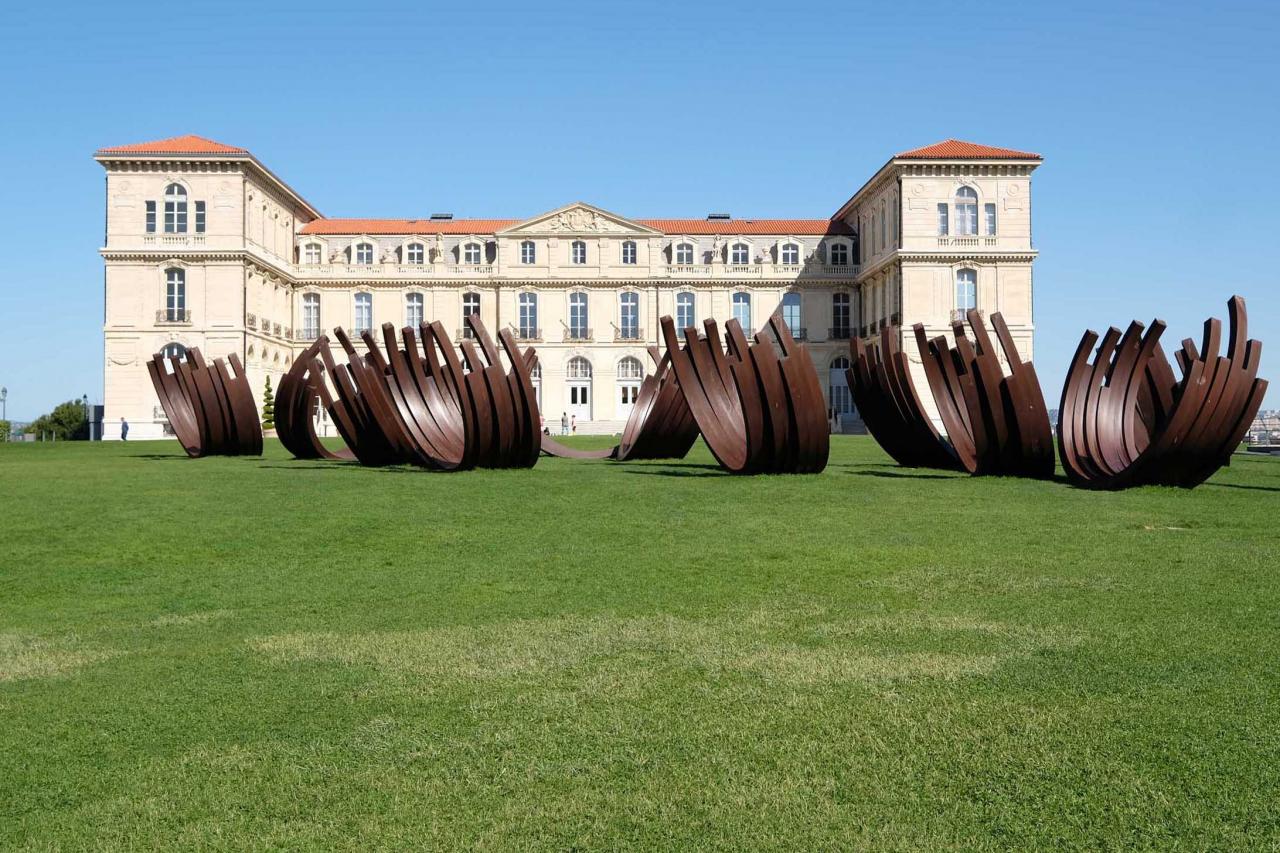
[1,437,1278,850]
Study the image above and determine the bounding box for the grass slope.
[1,437,1278,849]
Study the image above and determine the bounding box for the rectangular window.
[462,292,481,338]
[937,204,949,236]
[676,293,695,332]
[781,293,801,336]
[675,243,694,265]
[354,293,372,333]
[164,201,187,233]
[985,203,997,236]
[406,293,423,327]
[732,293,751,331]
[194,201,206,233]
[521,241,536,264]
[620,292,639,339]
[518,294,538,338]
[145,201,156,233]
[622,241,637,264]
[303,294,320,339]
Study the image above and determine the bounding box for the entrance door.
[617,383,639,421]
[569,383,592,422]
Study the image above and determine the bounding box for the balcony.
[156,309,191,325]
[662,262,859,280]
[787,327,808,341]
[828,326,852,340]
[564,328,593,343]
[937,236,999,249]
[614,327,643,342]
[142,234,206,249]
[951,308,985,324]
[517,327,542,342]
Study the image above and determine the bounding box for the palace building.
[95,135,1041,440]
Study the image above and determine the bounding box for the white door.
[617,383,639,421]
[569,382,592,422]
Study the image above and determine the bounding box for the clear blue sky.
[1,0,1276,421]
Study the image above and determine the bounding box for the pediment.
[496,202,662,237]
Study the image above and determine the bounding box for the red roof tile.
[97,134,248,155]
[300,218,852,236]
[895,139,1041,160]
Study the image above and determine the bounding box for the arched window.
[160,342,187,362]
[831,292,850,338]
[617,356,644,380]
[568,291,589,339]
[732,291,751,331]
[406,242,425,265]
[830,242,849,266]
[165,268,186,322]
[461,291,480,338]
[354,292,372,333]
[567,356,592,379]
[303,243,322,265]
[781,292,802,337]
[621,240,637,264]
[302,293,321,339]
[619,291,639,340]
[520,240,536,264]
[730,242,750,265]
[780,243,800,265]
[676,291,695,333]
[829,355,853,415]
[675,242,694,265]
[463,242,482,265]
[163,183,187,233]
[955,186,978,236]
[956,269,977,311]
[518,292,538,339]
[406,292,424,327]
[354,242,374,265]
[571,240,587,264]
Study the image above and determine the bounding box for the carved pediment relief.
[498,202,662,237]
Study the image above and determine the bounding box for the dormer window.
[675,242,694,265]
[303,243,322,265]
[571,240,587,264]
[163,183,187,233]
[520,240,536,264]
[830,242,849,266]
[463,242,482,264]
[780,243,800,265]
[730,243,749,265]
[354,242,374,265]
[621,240,637,265]
[406,242,425,264]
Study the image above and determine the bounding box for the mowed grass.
[1,436,1278,850]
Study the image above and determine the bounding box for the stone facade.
[96,135,1040,439]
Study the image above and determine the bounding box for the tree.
[27,400,89,441]
[0,419,10,442]
[261,376,275,431]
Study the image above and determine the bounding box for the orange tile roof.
[895,139,1041,160]
[300,218,852,236]
[97,134,249,155]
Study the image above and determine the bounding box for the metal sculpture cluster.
[1058,296,1267,489]
[146,348,262,457]
[149,297,1265,489]
[276,315,540,470]
[849,295,1265,489]
[659,312,829,474]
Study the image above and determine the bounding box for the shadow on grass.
[622,467,729,478]
[851,469,963,481]
[1203,482,1280,493]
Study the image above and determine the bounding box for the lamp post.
[82,394,89,440]
[1,386,6,421]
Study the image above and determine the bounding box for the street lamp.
[1,386,6,421]
[82,394,89,441]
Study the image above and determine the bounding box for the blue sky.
[0,0,1276,420]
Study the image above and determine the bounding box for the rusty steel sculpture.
[278,315,541,470]
[146,347,263,457]
[540,346,700,461]
[1058,295,1267,489]
[275,336,353,461]
[913,310,1055,478]
[848,312,1054,478]
[848,326,963,471]
[658,312,829,474]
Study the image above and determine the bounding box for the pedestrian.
[120,417,129,441]
[560,412,568,435]
[571,415,577,434]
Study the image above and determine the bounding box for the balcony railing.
[828,326,851,340]
[786,326,808,341]
[615,327,643,342]
[951,308,984,324]
[297,328,321,342]
[937,236,998,249]
[142,234,206,248]
[517,327,542,342]
[564,328,592,342]
[456,327,476,341]
[156,309,191,324]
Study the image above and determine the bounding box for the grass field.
[1,436,1278,849]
